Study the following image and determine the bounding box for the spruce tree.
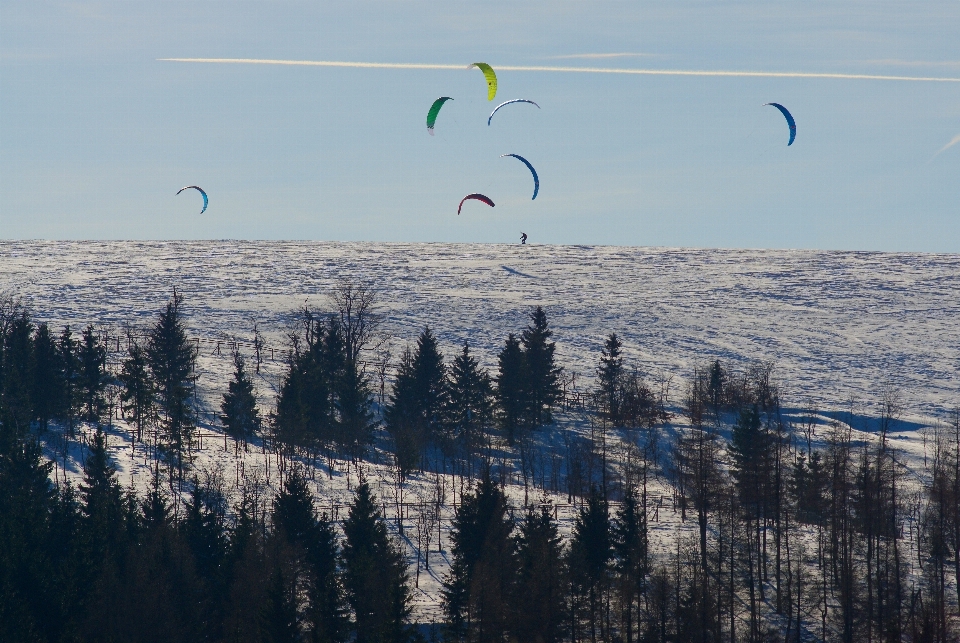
[446,341,494,467]
[221,349,261,451]
[59,325,81,433]
[568,486,611,642]
[147,292,196,482]
[412,326,447,445]
[443,470,515,641]
[78,325,108,423]
[274,348,310,452]
[79,429,125,565]
[512,503,566,643]
[0,430,56,642]
[612,489,648,643]
[32,322,65,431]
[335,349,376,460]
[596,333,624,425]
[385,346,423,478]
[2,312,34,437]
[342,480,414,643]
[274,467,348,642]
[708,359,725,419]
[262,564,300,643]
[119,333,154,443]
[495,333,527,444]
[519,306,562,428]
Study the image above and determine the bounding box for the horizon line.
[158,58,960,82]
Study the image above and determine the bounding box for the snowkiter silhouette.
[520,232,527,245]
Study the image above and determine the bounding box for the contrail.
[158,58,960,82]
[934,133,960,157]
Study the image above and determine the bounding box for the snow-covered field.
[2,241,958,622]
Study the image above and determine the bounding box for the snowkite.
[176,185,208,213]
[458,193,495,215]
[427,97,453,135]
[501,154,539,200]
[488,99,540,126]
[469,63,498,101]
[764,103,796,146]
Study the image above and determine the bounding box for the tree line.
[2,287,960,642]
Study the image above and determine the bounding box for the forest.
[1,284,959,643]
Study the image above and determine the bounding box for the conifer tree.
[147,291,196,482]
[443,470,515,641]
[262,564,300,643]
[335,348,377,460]
[342,479,414,643]
[274,347,310,452]
[708,359,725,420]
[612,489,649,643]
[79,429,125,565]
[273,467,348,642]
[385,346,423,478]
[119,333,154,443]
[446,341,494,467]
[183,475,228,590]
[596,333,624,425]
[221,349,261,451]
[520,306,562,428]
[59,325,81,433]
[32,322,65,430]
[2,312,34,436]
[0,430,56,642]
[512,503,566,643]
[568,485,611,642]
[495,333,527,443]
[412,326,447,445]
[78,325,108,422]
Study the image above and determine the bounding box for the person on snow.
[520,232,527,245]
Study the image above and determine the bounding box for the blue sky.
[2,1,959,250]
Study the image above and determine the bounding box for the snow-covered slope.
[2,241,958,623]
[3,241,958,415]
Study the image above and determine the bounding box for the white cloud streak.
[934,133,960,158]
[158,58,960,82]
[543,52,661,59]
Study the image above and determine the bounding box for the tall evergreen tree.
[32,322,65,430]
[273,467,348,642]
[568,485,611,642]
[708,359,725,420]
[495,333,527,444]
[2,312,34,437]
[520,306,562,428]
[0,431,56,642]
[612,489,649,643]
[512,503,566,643]
[342,480,414,643]
[147,291,196,482]
[443,470,515,642]
[385,346,423,478]
[412,326,447,445]
[262,564,300,643]
[446,341,495,467]
[335,342,377,460]
[79,429,126,581]
[78,325,108,423]
[596,333,624,425]
[119,333,154,443]
[59,325,81,433]
[221,349,261,451]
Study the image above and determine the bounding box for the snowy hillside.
[2,241,958,625]
[3,241,958,416]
